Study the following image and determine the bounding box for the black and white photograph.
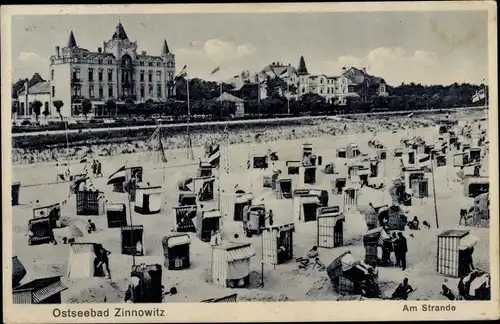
[2,2,498,323]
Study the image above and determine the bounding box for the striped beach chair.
[343,187,359,213]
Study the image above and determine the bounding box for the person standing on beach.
[397,232,408,271]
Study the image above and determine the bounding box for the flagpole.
[257,76,261,116]
[186,75,191,160]
[287,82,290,115]
[430,151,439,229]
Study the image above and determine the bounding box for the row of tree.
[14,72,487,122]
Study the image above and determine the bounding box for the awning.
[227,245,255,262]
[166,235,190,247]
[459,234,480,250]
[203,210,221,219]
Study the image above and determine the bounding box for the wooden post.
[430,152,439,229]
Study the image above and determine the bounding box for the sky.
[11,10,489,86]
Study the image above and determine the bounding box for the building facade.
[16,80,52,119]
[228,56,388,106]
[49,22,175,117]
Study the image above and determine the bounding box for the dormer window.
[148,62,153,67]
[107,59,113,64]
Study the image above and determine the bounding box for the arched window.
[121,54,132,68]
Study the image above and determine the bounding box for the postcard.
[2,2,498,323]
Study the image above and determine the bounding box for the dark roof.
[13,276,67,304]
[68,31,77,48]
[112,22,129,41]
[83,52,115,60]
[343,67,385,87]
[162,39,170,55]
[13,276,62,291]
[438,229,470,238]
[136,54,163,61]
[297,56,309,75]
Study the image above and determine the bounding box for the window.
[302,88,306,93]
[28,102,33,115]
[72,85,81,97]
[44,102,49,114]
[156,84,162,98]
[157,62,162,67]
[168,72,173,81]
[107,59,113,64]
[140,61,144,66]
[51,70,54,81]
[107,69,113,81]
[52,86,55,97]
[148,71,153,82]
[148,84,153,95]
[98,59,103,65]
[140,71,144,82]
[156,71,162,82]
[108,85,113,97]
[98,70,103,81]
[99,86,104,98]
[89,85,94,97]
[20,102,25,115]
[72,68,80,81]
[88,68,94,82]
[140,85,145,98]
[148,62,153,67]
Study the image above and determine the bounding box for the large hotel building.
[48,22,175,117]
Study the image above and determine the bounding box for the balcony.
[71,77,82,83]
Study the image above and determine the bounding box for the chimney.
[55,46,60,59]
[362,67,367,74]
[342,67,346,73]
[98,47,102,53]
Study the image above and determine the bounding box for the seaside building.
[228,56,387,106]
[16,80,52,119]
[49,22,176,117]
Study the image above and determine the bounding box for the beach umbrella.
[107,165,127,185]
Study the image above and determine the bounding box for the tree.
[299,93,325,114]
[43,109,50,119]
[53,100,64,121]
[81,99,92,119]
[32,100,43,122]
[124,98,135,118]
[105,99,117,117]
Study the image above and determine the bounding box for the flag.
[407,112,414,118]
[211,66,221,75]
[107,165,127,185]
[208,145,221,168]
[472,88,486,103]
[176,65,187,80]
[148,127,168,163]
